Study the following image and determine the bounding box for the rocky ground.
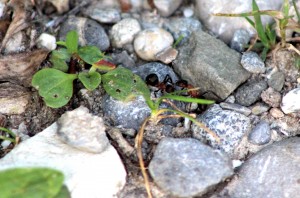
[0,0,300,198]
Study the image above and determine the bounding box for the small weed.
[0,127,17,144]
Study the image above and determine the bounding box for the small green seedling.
[0,127,17,144]
[32,30,116,108]
[214,0,300,60]
[0,167,69,198]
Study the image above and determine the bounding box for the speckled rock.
[59,16,110,51]
[251,102,270,115]
[110,18,141,48]
[195,0,283,43]
[219,138,300,198]
[261,87,281,108]
[84,7,121,24]
[219,102,251,116]
[281,88,300,114]
[241,51,266,74]
[192,105,251,156]
[235,79,268,106]
[230,29,251,52]
[267,70,285,91]
[102,95,150,130]
[133,28,174,61]
[57,106,109,153]
[173,30,250,100]
[163,17,202,41]
[248,121,271,145]
[149,138,233,197]
[153,0,183,17]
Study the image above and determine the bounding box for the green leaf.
[54,185,71,198]
[50,49,71,72]
[102,67,151,102]
[56,41,67,47]
[78,46,104,64]
[66,30,78,54]
[51,58,69,73]
[0,168,65,198]
[32,68,77,108]
[78,71,101,91]
[92,60,116,71]
[160,94,215,104]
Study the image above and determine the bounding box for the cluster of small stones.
[1,0,300,198]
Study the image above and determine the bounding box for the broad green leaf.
[50,49,71,72]
[51,49,70,61]
[0,168,65,198]
[78,46,104,64]
[54,185,71,198]
[102,67,151,102]
[66,30,78,54]
[51,58,69,73]
[32,68,77,108]
[78,71,101,91]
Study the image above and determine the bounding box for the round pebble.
[153,0,183,17]
[134,27,174,61]
[281,88,300,114]
[241,51,266,74]
[36,33,57,51]
[110,18,141,48]
[270,108,284,118]
[260,87,282,108]
[248,121,271,145]
[230,29,251,52]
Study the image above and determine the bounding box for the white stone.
[195,0,283,43]
[0,123,126,198]
[153,0,183,17]
[134,27,174,61]
[0,2,5,18]
[110,18,141,48]
[37,33,57,51]
[281,88,300,114]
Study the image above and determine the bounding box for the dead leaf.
[0,0,33,52]
[43,0,69,14]
[0,49,49,87]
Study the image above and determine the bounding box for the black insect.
[145,73,175,94]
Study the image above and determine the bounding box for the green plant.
[0,127,17,144]
[0,167,69,198]
[214,0,300,60]
[32,30,116,108]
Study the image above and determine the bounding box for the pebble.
[219,102,251,116]
[133,28,174,61]
[110,50,135,68]
[59,16,110,51]
[173,30,250,100]
[155,46,178,64]
[241,51,266,74]
[0,2,5,18]
[57,106,109,153]
[153,0,183,17]
[267,70,285,91]
[163,17,202,41]
[110,18,141,48]
[281,87,300,114]
[183,6,194,17]
[3,32,27,54]
[230,29,251,52]
[149,138,233,197]
[194,0,283,43]
[84,7,121,24]
[36,33,57,51]
[102,95,151,131]
[0,121,127,198]
[248,121,271,145]
[235,79,268,106]
[260,87,281,108]
[251,102,270,115]
[219,138,300,198]
[270,107,284,118]
[192,105,251,156]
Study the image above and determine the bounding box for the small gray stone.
[248,121,271,145]
[235,79,268,106]
[267,70,285,91]
[251,102,270,115]
[133,28,174,61]
[57,106,109,153]
[155,46,178,64]
[153,0,183,17]
[149,138,233,197]
[241,51,266,74]
[173,30,250,100]
[269,107,284,118]
[110,51,135,68]
[192,105,251,156]
[261,87,281,108]
[59,16,110,51]
[281,88,300,114]
[84,7,121,24]
[230,29,251,52]
[163,17,202,41]
[219,138,300,198]
[110,18,141,48]
[102,95,151,130]
[220,102,251,116]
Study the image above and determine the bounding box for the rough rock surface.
[173,30,250,100]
